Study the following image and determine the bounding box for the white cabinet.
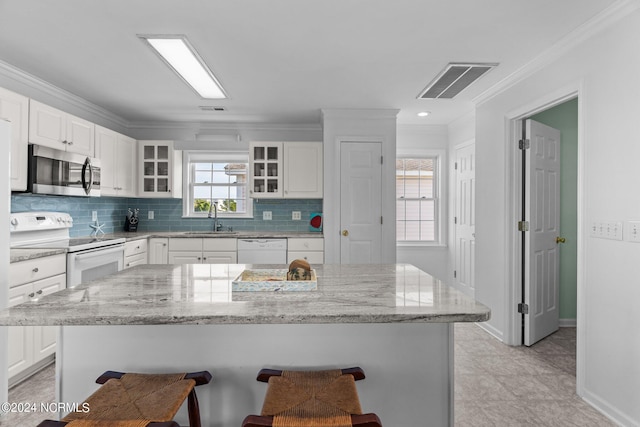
[250,142,323,199]
[168,238,237,264]
[124,239,147,269]
[283,142,323,198]
[138,140,182,198]
[96,125,137,197]
[8,254,66,386]
[0,87,29,191]
[28,99,94,156]
[148,238,169,264]
[287,238,324,264]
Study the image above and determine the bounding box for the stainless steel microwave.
[28,145,101,196]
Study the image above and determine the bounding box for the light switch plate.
[91,211,98,222]
[148,210,154,220]
[292,211,301,220]
[263,211,272,220]
[626,221,640,242]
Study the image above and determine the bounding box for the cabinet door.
[96,125,118,195]
[168,251,203,264]
[125,253,147,269]
[250,142,283,198]
[28,100,66,149]
[169,238,203,252]
[283,142,323,198]
[139,141,174,197]
[148,238,169,264]
[202,251,237,264]
[8,283,35,379]
[118,134,137,196]
[32,274,65,362]
[287,251,324,264]
[66,113,94,156]
[0,87,29,191]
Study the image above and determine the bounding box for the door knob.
[556,237,566,244]
[342,230,349,237]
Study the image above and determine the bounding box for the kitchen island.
[0,263,490,426]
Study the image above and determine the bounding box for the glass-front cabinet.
[138,140,182,198]
[249,142,283,198]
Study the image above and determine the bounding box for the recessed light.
[139,34,227,99]
[417,111,430,117]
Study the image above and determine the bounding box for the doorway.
[508,96,579,347]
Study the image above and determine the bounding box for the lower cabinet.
[8,270,66,386]
[124,239,147,269]
[148,238,169,264]
[168,238,237,264]
[287,238,324,264]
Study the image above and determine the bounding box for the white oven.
[10,212,125,288]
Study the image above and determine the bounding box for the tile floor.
[0,324,616,426]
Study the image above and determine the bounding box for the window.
[396,157,439,243]
[183,151,253,218]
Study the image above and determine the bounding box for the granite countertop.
[110,230,324,241]
[0,264,490,326]
[10,248,67,263]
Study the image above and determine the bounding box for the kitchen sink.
[182,231,239,236]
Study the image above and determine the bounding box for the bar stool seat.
[242,367,382,427]
[37,370,212,427]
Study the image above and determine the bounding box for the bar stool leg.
[187,388,202,427]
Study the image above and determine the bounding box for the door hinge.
[517,303,529,314]
[453,270,457,278]
[519,139,530,150]
[518,221,529,232]
[454,216,457,224]
[380,216,383,225]
[381,156,384,165]
[454,162,458,170]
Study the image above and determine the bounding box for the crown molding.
[473,0,640,106]
[321,108,400,121]
[397,123,448,135]
[0,59,129,128]
[127,120,322,132]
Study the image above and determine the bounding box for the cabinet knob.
[32,267,39,273]
[163,243,167,246]
[197,257,201,260]
[28,293,35,298]
[36,290,43,295]
[342,230,349,237]
[67,140,73,145]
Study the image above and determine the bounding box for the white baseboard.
[477,321,504,342]
[581,388,638,427]
[559,318,577,327]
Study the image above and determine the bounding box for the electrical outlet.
[263,211,272,220]
[626,221,640,242]
[292,211,301,220]
[148,210,154,220]
[91,211,98,222]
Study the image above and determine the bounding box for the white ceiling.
[0,0,617,126]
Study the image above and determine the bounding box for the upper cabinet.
[0,87,29,191]
[250,141,323,199]
[28,99,94,157]
[96,125,137,197]
[138,140,182,198]
[250,142,283,198]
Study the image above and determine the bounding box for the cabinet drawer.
[124,239,148,257]
[169,238,203,251]
[202,238,237,252]
[287,238,324,252]
[287,251,324,264]
[8,283,34,307]
[202,251,237,264]
[10,254,66,287]
[124,253,147,269]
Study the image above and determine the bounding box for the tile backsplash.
[11,194,323,237]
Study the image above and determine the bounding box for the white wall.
[322,109,398,264]
[0,120,11,414]
[474,6,640,426]
[396,124,449,280]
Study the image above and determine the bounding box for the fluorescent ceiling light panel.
[140,35,227,99]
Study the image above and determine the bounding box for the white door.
[340,142,382,264]
[454,142,476,296]
[524,119,561,346]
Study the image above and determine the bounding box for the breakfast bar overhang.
[0,264,490,426]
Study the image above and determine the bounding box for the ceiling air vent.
[199,106,226,111]
[418,63,498,99]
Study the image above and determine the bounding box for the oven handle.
[81,157,94,195]
[73,244,124,260]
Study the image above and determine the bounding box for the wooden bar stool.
[242,367,382,427]
[37,370,212,427]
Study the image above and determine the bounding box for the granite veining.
[0,264,490,326]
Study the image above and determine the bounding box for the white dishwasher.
[237,238,288,264]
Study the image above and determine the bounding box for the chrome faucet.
[207,201,220,232]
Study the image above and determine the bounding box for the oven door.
[66,244,124,287]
